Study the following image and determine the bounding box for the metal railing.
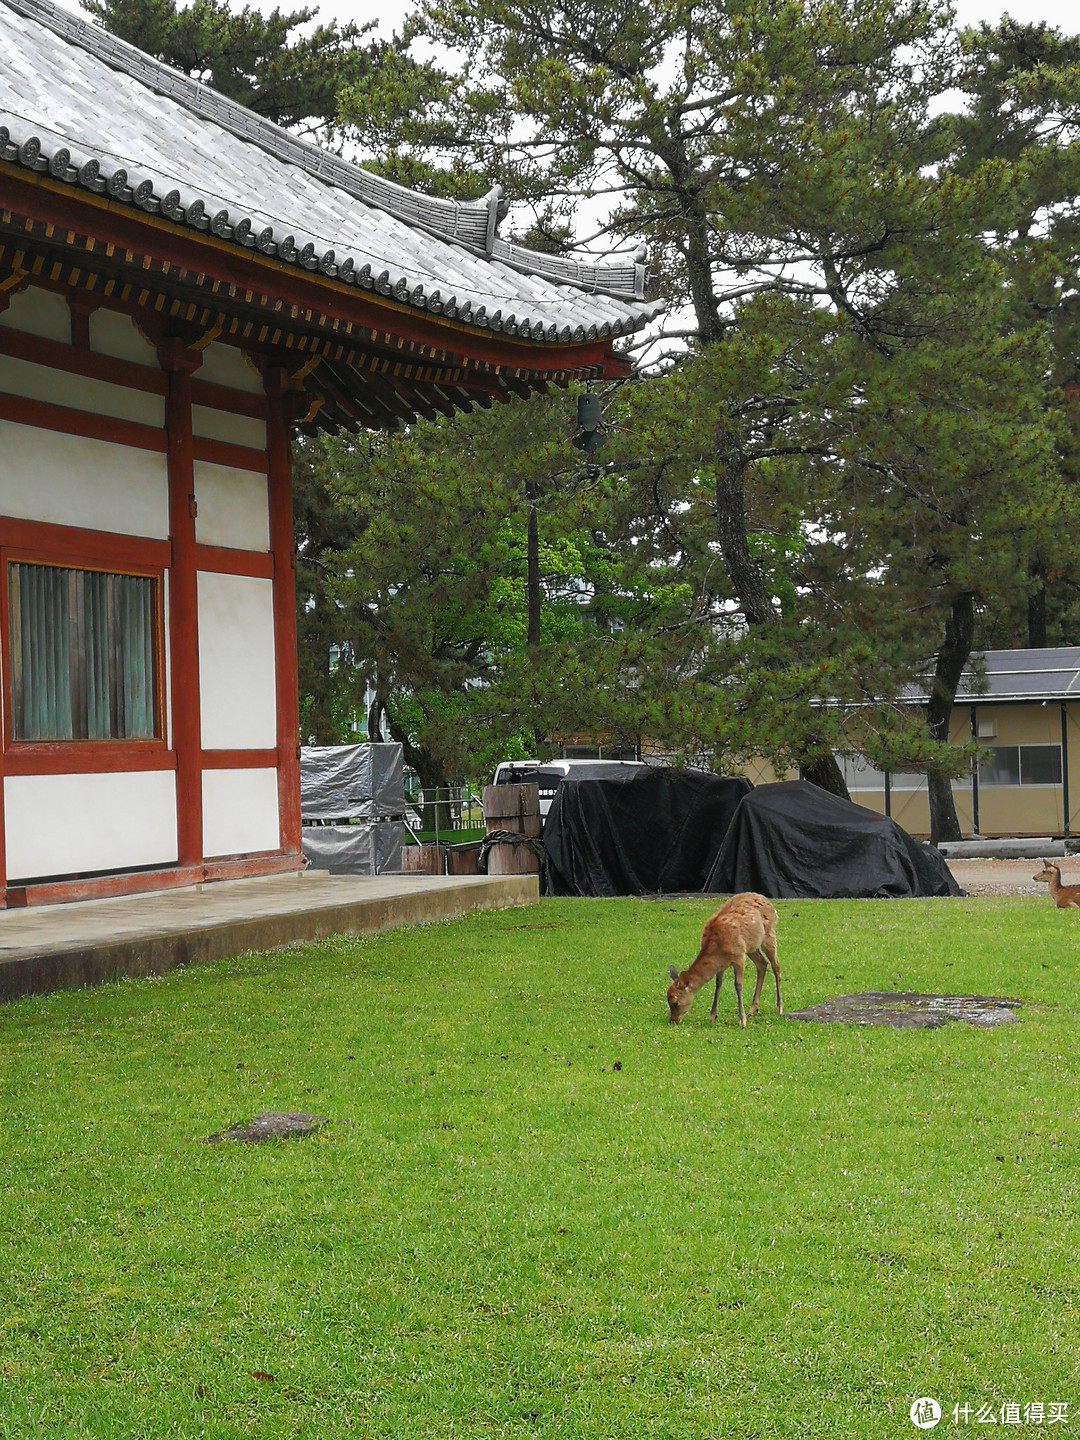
[402,785,484,845]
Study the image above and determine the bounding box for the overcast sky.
[54,0,1080,44]
[326,0,1078,40]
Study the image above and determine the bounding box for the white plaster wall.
[0,354,165,427]
[197,571,277,749]
[0,419,170,538]
[193,461,269,552]
[198,342,263,394]
[5,770,178,881]
[0,286,70,343]
[90,309,160,367]
[191,404,267,451]
[202,767,280,857]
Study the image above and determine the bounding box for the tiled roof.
[956,648,1080,703]
[899,648,1080,704]
[0,0,664,345]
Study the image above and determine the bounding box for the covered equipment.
[300,744,406,875]
[705,781,961,899]
[544,769,752,897]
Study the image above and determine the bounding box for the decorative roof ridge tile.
[0,0,649,302]
[0,108,666,342]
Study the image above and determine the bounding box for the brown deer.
[667,893,781,1027]
[1033,861,1080,909]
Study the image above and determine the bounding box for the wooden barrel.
[401,843,447,875]
[445,841,482,876]
[482,783,541,838]
[487,840,541,876]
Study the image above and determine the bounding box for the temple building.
[0,0,659,905]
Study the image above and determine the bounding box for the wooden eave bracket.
[156,333,204,374]
[263,353,321,398]
[0,264,30,311]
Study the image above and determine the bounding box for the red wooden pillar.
[160,339,204,868]
[0,543,7,906]
[265,372,302,857]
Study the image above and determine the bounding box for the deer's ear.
[669,965,680,981]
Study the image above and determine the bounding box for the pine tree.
[85,0,388,139]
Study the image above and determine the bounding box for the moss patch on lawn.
[1,895,1078,1438]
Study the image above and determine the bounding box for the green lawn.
[2,896,1079,1438]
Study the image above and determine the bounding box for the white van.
[491,758,651,817]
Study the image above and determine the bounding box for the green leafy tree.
[949,18,1080,652]
[344,0,1080,838]
[304,394,645,797]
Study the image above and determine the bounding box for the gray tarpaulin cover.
[301,823,406,875]
[300,744,405,820]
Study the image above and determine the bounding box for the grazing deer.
[667,893,781,1028]
[1033,861,1080,909]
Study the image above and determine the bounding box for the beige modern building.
[837,649,1080,838]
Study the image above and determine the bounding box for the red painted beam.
[193,543,272,579]
[0,389,165,451]
[2,744,174,776]
[0,516,169,569]
[191,435,268,474]
[201,748,278,769]
[4,850,301,909]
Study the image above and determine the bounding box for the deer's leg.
[708,968,724,1021]
[748,952,767,1018]
[762,932,782,1014]
[732,957,746,1028]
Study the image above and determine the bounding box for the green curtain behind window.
[9,563,156,741]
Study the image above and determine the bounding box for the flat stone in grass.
[206,1111,330,1143]
[785,992,1021,1029]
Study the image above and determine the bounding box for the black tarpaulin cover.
[544,769,753,897]
[705,780,961,899]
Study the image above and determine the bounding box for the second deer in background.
[1033,862,1080,908]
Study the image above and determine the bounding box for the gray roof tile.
[901,648,1080,704]
[0,0,663,343]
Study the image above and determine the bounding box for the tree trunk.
[713,443,852,800]
[926,590,975,844]
[366,689,385,743]
[799,754,850,797]
[1027,558,1047,647]
[713,443,779,628]
[383,706,452,833]
[526,481,541,648]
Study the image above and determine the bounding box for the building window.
[836,755,929,791]
[8,562,160,742]
[978,744,1062,787]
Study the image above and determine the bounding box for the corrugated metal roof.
[955,647,1080,703]
[0,0,664,344]
[898,648,1080,704]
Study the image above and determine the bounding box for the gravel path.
[947,857,1073,897]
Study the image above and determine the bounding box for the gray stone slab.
[786,991,1022,1028]
[206,1111,330,1143]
